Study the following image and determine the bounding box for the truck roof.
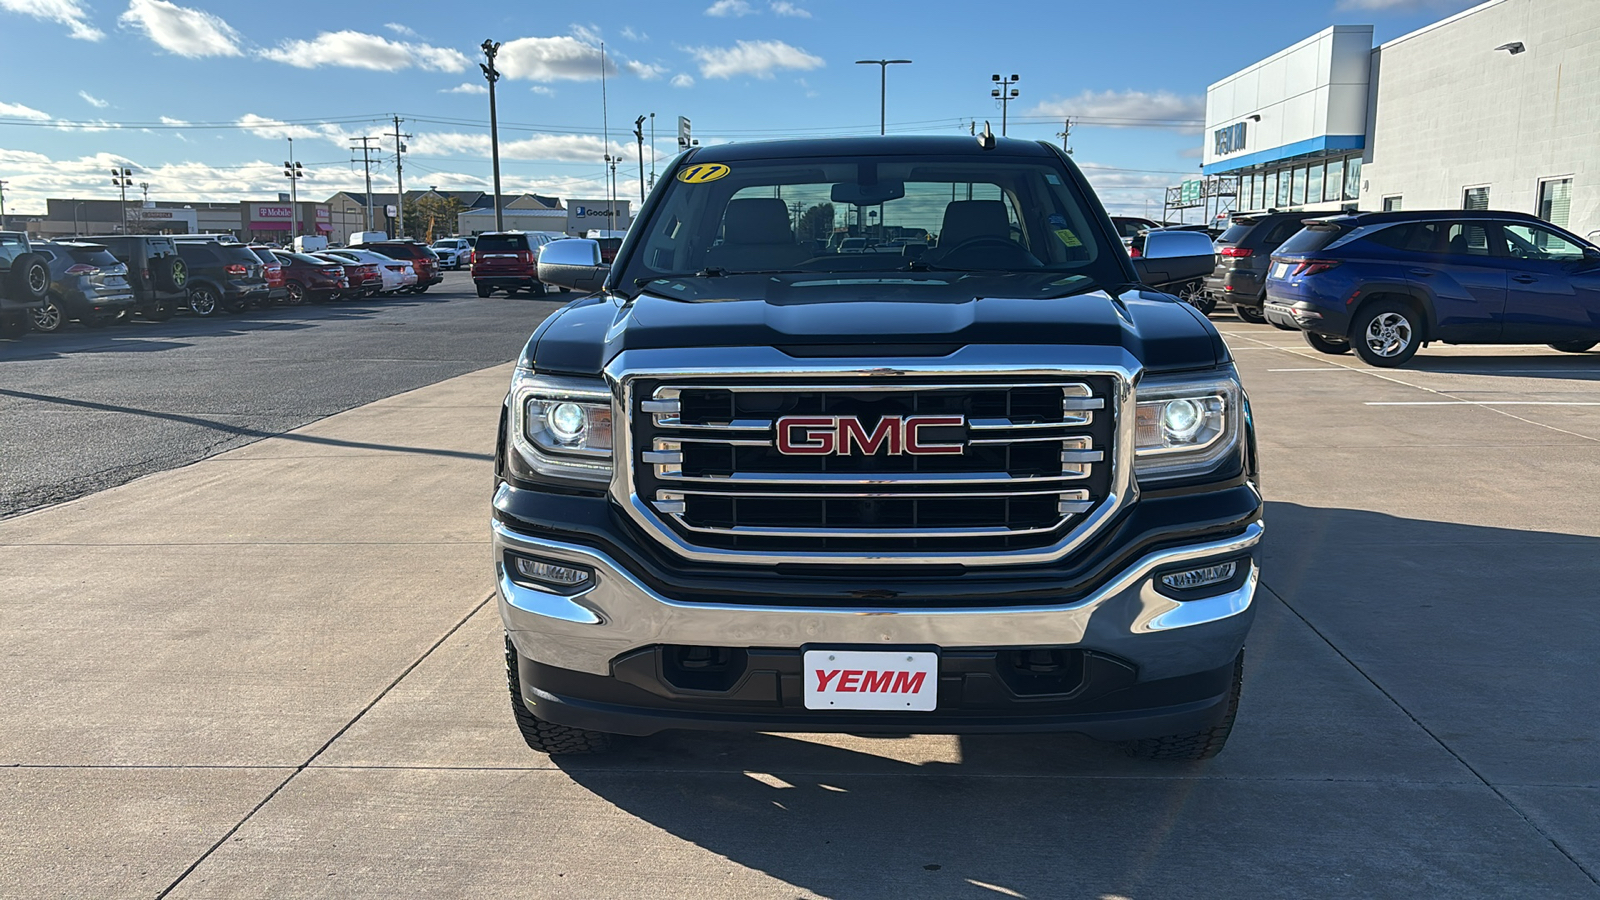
[683,135,1055,163]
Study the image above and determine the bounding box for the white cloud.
[531,85,556,96]
[498,34,614,81]
[620,26,647,41]
[625,59,667,80]
[158,115,189,126]
[670,73,694,88]
[770,1,810,16]
[688,39,823,79]
[383,21,417,36]
[260,30,470,72]
[236,113,320,141]
[569,23,603,45]
[119,0,243,58]
[0,100,52,120]
[1029,89,1205,130]
[54,118,120,132]
[704,0,754,15]
[442,82,488,95]
[0,0,102,40]
[78,90,108,108]
[409,131,629,163]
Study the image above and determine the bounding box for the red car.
[248,246,288,306]
[351,241,443,292]
[271,250,349,303]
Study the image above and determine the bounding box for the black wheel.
[505,636,610,755]
[1176,281,1213,315]
[187,286,220,317]
[152,255,188,292]
[414,284,430,294]
[1548,340,1596,353]
[476,284,492,298]
[29,297,65,333]
[284,281,307,306]
[1235,305,1267,325]
[1351,299,1422,367]
[1303,331,1351,355]
[6,252,51,303]
[1125,652,1243,761]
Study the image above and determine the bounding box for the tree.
[797,202,835,242]
[400,195,465,241]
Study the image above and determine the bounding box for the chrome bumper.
[496,520,1261,681]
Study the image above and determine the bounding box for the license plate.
[803,649,938,711]
[1272,261,1290,279]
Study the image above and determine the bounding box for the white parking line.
[1268,367,1354,372]
[1366,401,1600,406]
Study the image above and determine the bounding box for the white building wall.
[1361,0,1600,238]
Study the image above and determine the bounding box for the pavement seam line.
[153,591,495,899]
[1259,580,1600,887]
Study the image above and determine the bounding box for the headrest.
[723,198,795,244]
[939,200,1011,248]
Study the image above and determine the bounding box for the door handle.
[1408,268,1436,277]
[1511,274,1538,284]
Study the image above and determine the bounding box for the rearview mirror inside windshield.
[831,181,906,205]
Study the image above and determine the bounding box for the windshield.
[619,152,1122,298]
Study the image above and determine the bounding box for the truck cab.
[495,136,1260,760]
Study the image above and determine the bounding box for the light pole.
[648,112,656,189]
[633,116,647,205]
[111,167,133,234]
[990,73,1020,136]
[0,179,8,226]
[481,39,505,232]
[284,137,304,238]
[855,59,912,135]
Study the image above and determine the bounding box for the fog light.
[508,553,592,590]
[1160,561,1238,592]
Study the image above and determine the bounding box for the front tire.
[1125,652,1243,761]
[1351,300,1422,367]
[29,298,65,333]
[187,286,220,317]
[1176,281,1213,315]
[505,636,611,755]
[1303,331,1351,355]
[1549,340,1596,353]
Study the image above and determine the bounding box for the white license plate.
[1272,261,1290,279]
[803,649,938,711]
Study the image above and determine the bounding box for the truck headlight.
[507,368,612,484]
[1135,371,1242,482]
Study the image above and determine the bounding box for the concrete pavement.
[3,322,1599,898]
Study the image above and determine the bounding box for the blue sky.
[0,0,1479,218]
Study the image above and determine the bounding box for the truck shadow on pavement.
[543,502,1600,898]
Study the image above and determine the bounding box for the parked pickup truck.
[495,136,1262,760]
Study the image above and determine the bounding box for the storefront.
[1202,0,1599,238]
[240,201,334,241]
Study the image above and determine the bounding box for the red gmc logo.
[776,415,965,456]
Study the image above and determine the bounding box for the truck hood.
[524,289,1228,376]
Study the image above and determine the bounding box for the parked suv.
[1204,212,1309,323]
[431,237,473,269]
[173,240,269,316]
[0,231,51,338]
[351,240,443,292]
[498,136,1261,760]
[83,234,189,321]
[27,241,134,332]
[471,231,555,297]
[1265,209,1600,366]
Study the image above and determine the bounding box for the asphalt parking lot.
[3,309,1598,898]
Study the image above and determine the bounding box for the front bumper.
[497,517,1260,737]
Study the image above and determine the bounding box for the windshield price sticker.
[677,163,732,184]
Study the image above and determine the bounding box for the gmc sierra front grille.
[629,377,1116,553]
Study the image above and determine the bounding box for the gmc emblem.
[775,415,965,456]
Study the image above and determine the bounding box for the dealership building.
[1202,0,1599,239]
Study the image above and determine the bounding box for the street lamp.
[481,39,505,232]
[990,73,1020,136]
[111,167,133,234]
[856,59,912,135]
[284,137,304,238]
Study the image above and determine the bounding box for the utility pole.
[392,115,411,239]
[633,116,646,205]
[283,137,303,237]
[481,39,504,232]
[0,179,8,226]
[1056,118,1073,154]
[990,73,1020,136]
[855,59,912,135]
[350,136,379,231]
[111,167,133,234]
[648,112,656,189]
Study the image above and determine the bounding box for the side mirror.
[1130,229,1217,289]
[537,239,609,293]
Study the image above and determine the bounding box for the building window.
[1246,174,1259,210]
[1537,178,1572,228]
[1308,164,1324,207]
[1324,158,1344,203]
[1277,168,1292,208]
[1291,166,1307,206]
[1383,196,1403,212]
[1344,156,1362,201]
[1463,186,1491,211]
[1264,172,1278,210]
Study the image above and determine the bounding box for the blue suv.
[1263,210,1600,367]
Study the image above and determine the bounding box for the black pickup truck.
[495,136,1261,760]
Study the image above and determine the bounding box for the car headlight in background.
[507,367,612,484]
[1135,371,1242,482]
